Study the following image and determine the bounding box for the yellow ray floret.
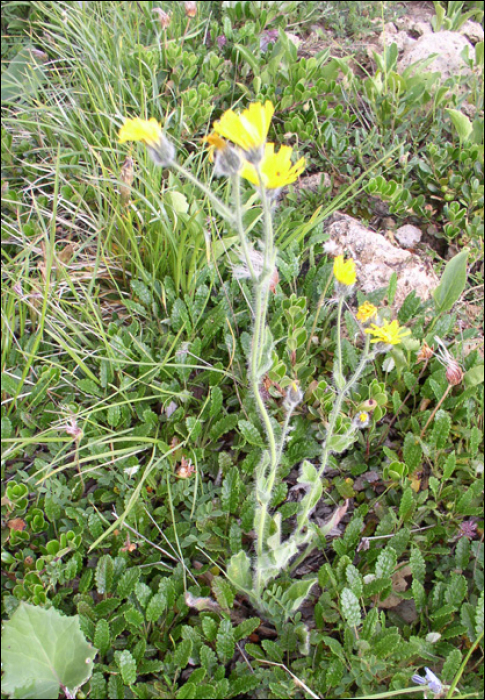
[213,101,274,152]
[333,255,356,286]
[240,143,305,189]
[356,301,378,323]
[365,319,411,345]
[119,118,162,146]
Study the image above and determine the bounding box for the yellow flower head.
[333,255,356,286]
[119,117,162,147]
[365,319,411,346]
[212,101,274,160]
[356,301,378,323]
[240,143,305,189]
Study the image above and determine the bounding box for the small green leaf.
[433,249,469,314]
[340,587,361,627]
[174,639,193,669]
[146,592,167,622]
[431,409,451,450]
[476,591,484,635]
[238,420,263,446]
[2,602,95,699]
[94,619,110,656]
[226,550,252,591]
[115,649,137,686]
[95,555,114,595]
[216,618,235,663]
[375,547,397,579]
[446,108,473,142]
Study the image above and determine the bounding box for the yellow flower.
[119,117,175,166]
[212,101,274,159]
[119,117,162,146]
[333,255,356,286]
[240,143,305,189]
[356,301,378,323]
[365,319,411,345]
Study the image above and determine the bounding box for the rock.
[325,213,438,308]
[398,30,475,82]
[395,224,422,248]
[460,20,484,44]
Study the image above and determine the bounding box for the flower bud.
[147,135,176,167]
[446,360,464,386]
[213,144,242,177]
[153,8,171,29]
[285,381,303,407]
[417,340,433,363]
[184,1,197,17]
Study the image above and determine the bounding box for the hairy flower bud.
[446,360,464,386]
[184,1,197,17]
[153,8,171,29]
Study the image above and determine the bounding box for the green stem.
[172,162,235,223]
[336,295,345,383]
[232,173,257,281]
[446,631,483,699]
[252,169,280,596]
[306,273,333,353]
[293,335,373,541]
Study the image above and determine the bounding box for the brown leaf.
[8,518,26,531]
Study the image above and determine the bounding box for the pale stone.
[398,30,475,81]
[395,224,422,248]
[325,213,438,308]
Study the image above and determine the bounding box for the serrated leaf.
[202,616,218,642]
[2,602,95,699]
[216,618,235,663]
[341,587,361,627]
[211,576,235,610]
[90,672,107,699]
[234,617,260,642]
[146,592,167,622]
[174,639,193,669]
[176,682,196,699]
[95,555,114,595]
[431,409,451,449]
[375,547,397,579]
[476,591,484,635]
[410,547,426,584]
[115,649,137,686]
[221,467,241,514]
[117,568,140,598]
[399,487,414,521]
[94,619,110,656]
[442,648,463,683]
[443,451,456,480]
[210,386,223,418]
[107,405,121,428]
[433,249,469,314]
[403,433,422,471]
[238,419,264,446]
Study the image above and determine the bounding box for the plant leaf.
[433,249,469,314]
[1,602,95,699]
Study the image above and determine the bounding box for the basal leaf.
[2,602,95,699]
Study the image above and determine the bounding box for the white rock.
[395,224,422,248]
[398,30,475,81]
[460,20,484,44]
[325,213,438,308]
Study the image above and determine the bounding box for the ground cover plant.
[1,1,484,699]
